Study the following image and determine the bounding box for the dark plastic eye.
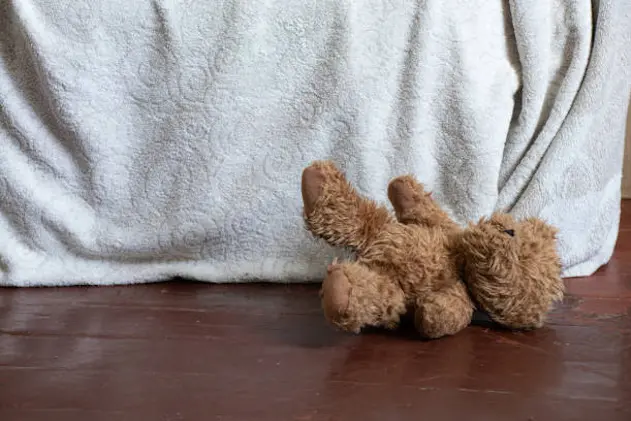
[503,229,515,237]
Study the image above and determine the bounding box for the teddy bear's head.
[457,213,564,330]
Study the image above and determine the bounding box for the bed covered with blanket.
[0,0,630,286]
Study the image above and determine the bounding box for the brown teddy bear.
[301,160,565,339]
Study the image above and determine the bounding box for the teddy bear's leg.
[414,281,474,339]
[320,261,407,334]
[302,160,394,251]
[387,175,458,230]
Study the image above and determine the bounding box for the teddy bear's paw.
[414,289,473,339]
[319,262,407,334]
[300,161,393,251]
[320,265,352,325]
[387,175,427,213]
[302,163,327,217]
[387,175,457,230]
[301,161,348,215]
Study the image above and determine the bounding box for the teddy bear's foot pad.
[321,265,352,322]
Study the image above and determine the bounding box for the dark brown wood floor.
[2,203,631,421]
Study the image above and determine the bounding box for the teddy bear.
[301,160,565,339]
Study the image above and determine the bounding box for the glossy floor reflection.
[1,202,631,420]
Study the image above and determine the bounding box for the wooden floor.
[1,203,631,421]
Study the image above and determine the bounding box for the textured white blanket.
[1,0,630,286]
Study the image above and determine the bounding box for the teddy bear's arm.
[414,281,474,339]
[387,175,458,231]
[301,161,394,251]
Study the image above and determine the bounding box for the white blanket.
[1,0,629,286]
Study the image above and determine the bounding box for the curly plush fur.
[301,160,565,339]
